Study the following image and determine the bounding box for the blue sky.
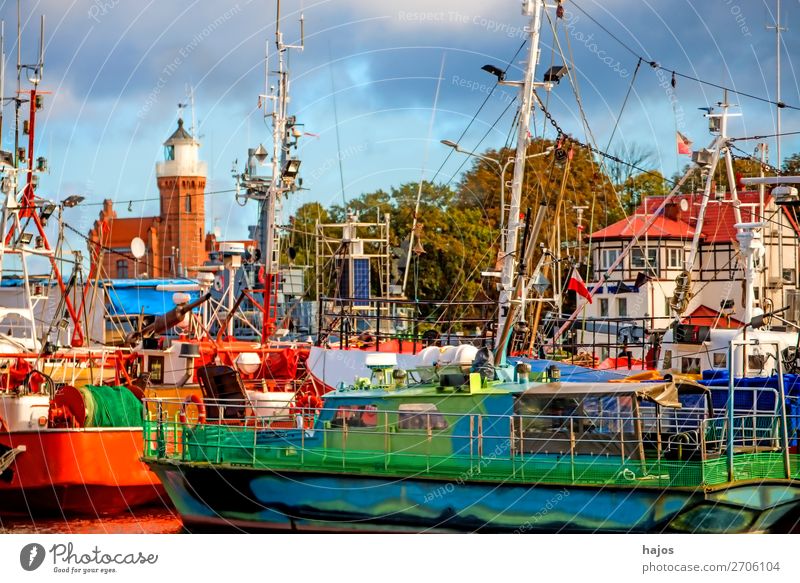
[1,0,797,253]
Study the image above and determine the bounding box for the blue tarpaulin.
[101,279,200,316]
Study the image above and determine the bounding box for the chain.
[533,91,789,184]
[532,90,678,186]
[729,144,784,176]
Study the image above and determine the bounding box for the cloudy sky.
[0,0,796,247]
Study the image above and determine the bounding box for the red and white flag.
[567,268,592,304]
[676,131,693,155]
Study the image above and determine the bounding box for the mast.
[767,0,786,170]
[237,0,304,341]
[495,0,545,355]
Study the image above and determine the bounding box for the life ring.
[179,394,207,425]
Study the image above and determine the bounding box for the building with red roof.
[584,189,800,336]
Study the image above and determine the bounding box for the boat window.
[748,354,766,373]
[148,356,164,383]
[662,350,672,369]
[398,403,448,430]
[713,352,727,368]
[332,405,378,428]
[331,405,378,429]
[680,357,700,375]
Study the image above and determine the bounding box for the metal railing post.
[776,348,792,478]
[727,342,735,481]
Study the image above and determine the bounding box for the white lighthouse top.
[156,118,207,178]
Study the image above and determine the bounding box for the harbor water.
[0,509,182,534]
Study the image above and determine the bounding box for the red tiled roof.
[590,215,693,240]
[105,216,158,248]
[681,305,743,329]
[591,191,769,243]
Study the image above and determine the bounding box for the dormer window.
[165,145,175,161]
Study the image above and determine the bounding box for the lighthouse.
[155,118,208,276]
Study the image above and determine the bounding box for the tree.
[620,171,669,213]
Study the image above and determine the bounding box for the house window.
[667,248,683,269]
[398,403,448,430]
[662,350,672,369]
[185,195,191,213]
[617,297,628,317]
[331,405,378,429]
[600,249,619,270]
[116,259,128,279]
[599,298,609,317]
[783,268,796,285]
[713,353,727,368]
[630,247,658,270]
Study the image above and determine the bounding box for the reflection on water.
[0,509,183,534]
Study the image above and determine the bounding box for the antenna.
[766,0,786,171]
[1,20,5,152]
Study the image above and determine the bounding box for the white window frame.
[666,247,683,269]
[631,247,658,269]
[600,249,620,270]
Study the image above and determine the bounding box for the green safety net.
[81,385,143,428]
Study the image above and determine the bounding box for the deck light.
[282,158,301,181]
[62,195,85,208]
[481,64,505,82]
[543,65,568,84]
[39,202,56,224]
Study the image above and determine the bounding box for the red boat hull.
[0,429,166,517]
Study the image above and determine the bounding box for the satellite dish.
[679,199,689,212]
[130,237,146,259]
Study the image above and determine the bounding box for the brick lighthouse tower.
[156,118,208,276]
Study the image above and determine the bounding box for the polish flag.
[567,268,592,303]
[676,131,693,155]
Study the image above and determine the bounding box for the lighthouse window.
[185,195,191,213]
[398,403,448,431]
[165,145,174,161]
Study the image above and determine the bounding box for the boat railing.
[142,398,800,487]
[317,296,497,352]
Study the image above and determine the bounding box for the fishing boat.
[143,344,800,533]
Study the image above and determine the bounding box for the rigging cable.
[570,0,800,112]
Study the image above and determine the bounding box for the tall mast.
[237,0,304,341]
[495,0,545,354]
[767,0,786,170]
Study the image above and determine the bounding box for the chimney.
[664,202,679,221]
